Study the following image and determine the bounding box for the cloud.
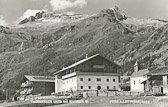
[0,15,6,26]
[50,0,87,11]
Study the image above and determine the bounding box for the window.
[113,79,115,82]
[80,78,83,81]
[81,86,83,89]
[107,86,109,90]
[88,86,91,89]
[134,80,135,85]
[88,78,91,81]
[107,79,109,82]
[97,78,101,81]
[113,86,116,90]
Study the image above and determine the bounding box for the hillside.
[0,6,168,96]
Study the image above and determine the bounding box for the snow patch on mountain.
[123,18,167,28]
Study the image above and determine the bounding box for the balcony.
[21,82,32,88]
[62,72,77,79]
[20,88,33,95]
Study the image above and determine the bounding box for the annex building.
[54,54,121,93]
[20,75,55,99]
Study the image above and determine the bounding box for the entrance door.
[97,86,101,90]
[161,87,163,93]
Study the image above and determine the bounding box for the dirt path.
[153,96,168,107]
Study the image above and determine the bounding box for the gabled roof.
[53,54,120,75]
[131,69,149,77]
[53,54,99,75]
[147,66,168,76]
[24,75,55,82]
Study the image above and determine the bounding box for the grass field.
[1,96,168,107]
[45,96,166,107]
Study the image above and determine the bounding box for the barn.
[145,66,168,94]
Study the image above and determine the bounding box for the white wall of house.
[77,75,119,91]
[63,76,78,92]
[130,76,147,92]
[55,74,120,93]
[55,75,64,93]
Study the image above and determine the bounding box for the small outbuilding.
[20,75,55,98]
[146,66,168,94]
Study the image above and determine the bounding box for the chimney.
[134,61,138,73]
[85,54,88,59]
[62,67,65,70]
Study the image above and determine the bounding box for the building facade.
[146,67,168,94]
[130,61,149,92]
[54,54,121,93]
[20,75,55,99]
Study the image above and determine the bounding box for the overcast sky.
[0,0,168,26]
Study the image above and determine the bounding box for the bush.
[0,90,6,100]
[153,92,166,96]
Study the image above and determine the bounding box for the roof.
[147,66,168,76]
[24,75,55,82]
[131,69,149,77]
[54,54,99,75]
[53,54,120,75]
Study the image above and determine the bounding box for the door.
[97,86,101,90]
[161,87,163,93]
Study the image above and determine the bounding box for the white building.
[130,61,149,92]
[53,54,121,93]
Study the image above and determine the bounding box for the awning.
[140,77,151,84]
[119,83,130,87]
[140,78,148,84]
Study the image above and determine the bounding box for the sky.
[0,0,168,26]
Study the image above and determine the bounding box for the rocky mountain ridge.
[18,11,88,26]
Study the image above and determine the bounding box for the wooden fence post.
[36,103,38,107]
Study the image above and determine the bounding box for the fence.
[1,91,148,107]
[81,90,143,97]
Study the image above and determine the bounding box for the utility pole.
[6,89,8,102]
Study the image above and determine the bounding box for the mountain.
[0,6,168,96]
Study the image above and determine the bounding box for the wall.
[76,56,119,73]
[60,55,120,77]
[55,75,64,93]
[32,82,55,96]
[130,76,147,92]
[77,75,119,90]
[63,76,77,92]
